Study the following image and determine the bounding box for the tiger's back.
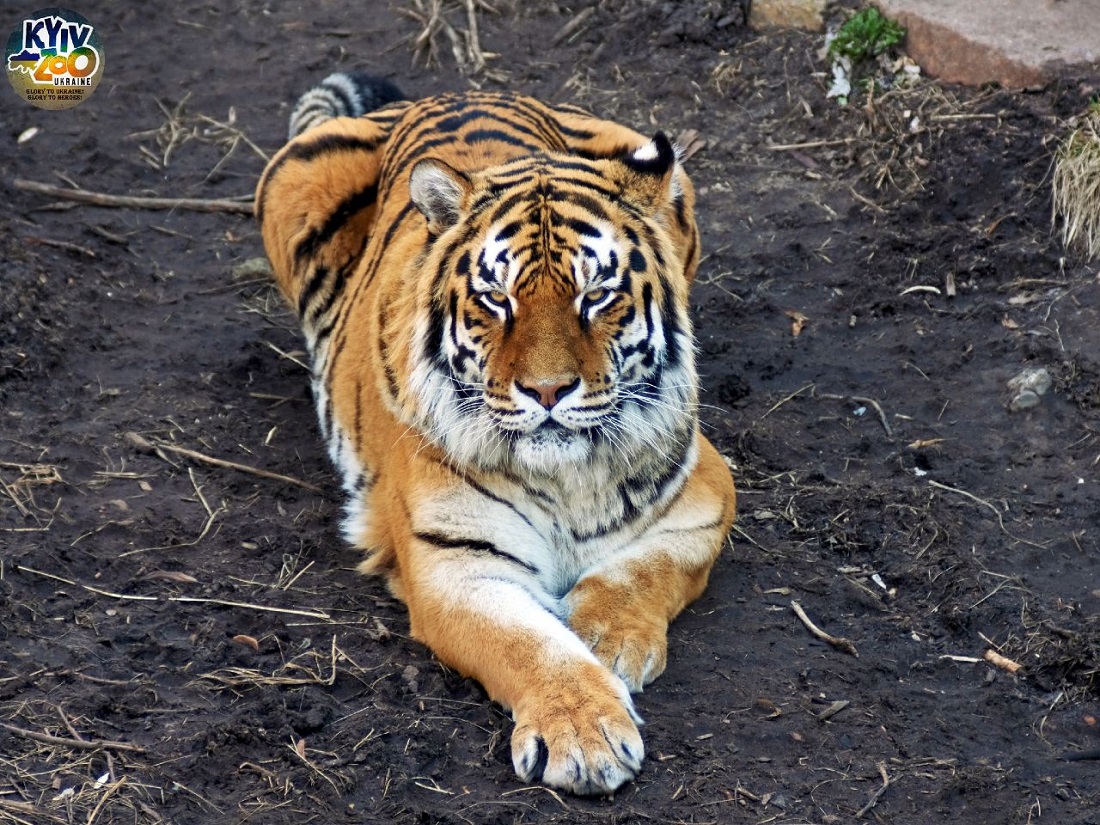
[257,76,735,796]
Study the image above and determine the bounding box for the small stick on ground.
[500,785,570,810]
[983,648,1023,674]
[820,392,892,436]
[17,565,159,602]
[0,474,31,516]
[461,0,486,72]
[856,762,893,818]
[0,800,67,824]
[928,479,1046,549]
[848,185,887,213]
[13,178,254,215]
[169,596,330,620]
[25,236,97,257]
[761,383,815,420]
[52,703,85,742]
[0,721,145,753]
[816,699,851,722]
[767,137,858,151]
[127,433,321,493]
[791,600,859,657]
[552,6,594,45]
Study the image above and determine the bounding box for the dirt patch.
[2,2,1099,823]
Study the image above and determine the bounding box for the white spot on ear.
[632,140,659,162]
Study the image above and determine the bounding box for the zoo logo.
[5,7,103,110]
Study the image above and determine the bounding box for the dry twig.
[855,762,893,818]
[791,600,859,657]
[13,178,254,215]
[760,383,815,420]
[983,648,1023,674]
[0,721,145,753]
[816,699,850,722]
[819,392,892,436]
[401,0,498,74]
[17,565,330,619]
[127,433,321,493]
[928,479,1046,549]
[168,596,329,620]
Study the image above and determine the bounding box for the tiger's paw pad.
[510,673,644,796]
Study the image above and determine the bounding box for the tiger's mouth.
[511,418,592,471]
[532,419,581,438]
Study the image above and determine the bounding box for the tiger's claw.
[510,661,644,795]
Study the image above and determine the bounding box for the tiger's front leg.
[566,436,736,692]
[400,523,645,795]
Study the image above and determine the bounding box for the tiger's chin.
[512,423,592,475]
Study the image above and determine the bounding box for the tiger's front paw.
[567,583,668,693]
[511,661,644,796]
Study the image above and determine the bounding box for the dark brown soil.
[2,3,1099,823]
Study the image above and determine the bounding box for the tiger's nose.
[516,377,580,409]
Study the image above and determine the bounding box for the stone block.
[872,0,1100,88]
[749,0,827,32]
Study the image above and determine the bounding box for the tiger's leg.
[565,435,736,692]
[396,495,645,795]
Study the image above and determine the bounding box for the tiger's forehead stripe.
[378,93,575,190]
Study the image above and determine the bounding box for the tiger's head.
[402,134,699,478]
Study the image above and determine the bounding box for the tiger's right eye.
[477,290,511,315]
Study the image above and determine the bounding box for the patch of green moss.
[828,7,906,64]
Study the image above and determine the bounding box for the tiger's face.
[407,139,698,476]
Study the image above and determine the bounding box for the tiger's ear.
[410,158,471,234]
[618,132,681,210]
[623,132,676,177]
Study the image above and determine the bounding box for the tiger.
[256,71,737,795]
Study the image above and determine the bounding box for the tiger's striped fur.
[256,74,736,795]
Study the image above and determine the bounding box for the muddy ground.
[2,1,1099,823]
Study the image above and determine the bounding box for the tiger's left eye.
[584,287,610,304]
[580,287,617,315]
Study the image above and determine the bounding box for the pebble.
[1009,389,1041,412]
[231,257,273,279]
[1007,366,1052,412]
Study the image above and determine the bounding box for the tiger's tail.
[287,72,406,139]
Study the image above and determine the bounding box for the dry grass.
[128,94,268,175]
[847,82,983,202]
[0,460,62,533]
[399,0,503,77]
[0,701,161,825]
[1052,106,1100,259]
[192,636,360,692]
